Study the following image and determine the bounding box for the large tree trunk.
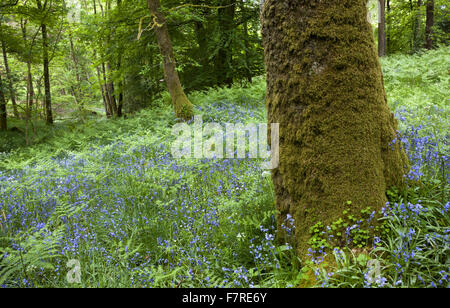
[147,0,193,120]
[0,74,7,131]
[262,0,408,258]
[425,0,434,49]
[378,0,386,57]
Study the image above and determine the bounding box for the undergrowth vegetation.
[0,48,449,288]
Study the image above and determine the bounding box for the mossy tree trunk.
[261,0,408,258]
[147,0,193,121]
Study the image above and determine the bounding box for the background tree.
[36,0,53,125]
[262,0,408,257]
[378,0,386,56]
[0,0,446,136]
[147,0,193,120]
[0,73,7,130]
[0,22,19,118]
[215,0,235,87]
[383,0,447,54]
[413,0,423,51]
[425,0,434,49]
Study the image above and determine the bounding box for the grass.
[0,47,449,288]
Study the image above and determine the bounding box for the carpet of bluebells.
[0,49,449,288]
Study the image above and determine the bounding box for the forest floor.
[0,47,448,288]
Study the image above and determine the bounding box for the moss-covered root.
[172,91,194,121]
[261,0,409,258]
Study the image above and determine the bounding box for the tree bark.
[425,0,434,49]
[378,0,386,57]
[147,0,193,120]
[262,0,408,258]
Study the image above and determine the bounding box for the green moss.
[307,206,385,254]
[172,90,194,121]
[262,0,409,259]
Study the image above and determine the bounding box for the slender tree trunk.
[116,52,123,117]
[378,0,386,57]
[117,86,123,117]
[0,74,7,131]
[1,40,18,118]
[147,0,193,120]
[96,65,109,116]
[92,0,109,117]
[36,78,43,118]
[262,0,408,258]
[242,0,252,83]
[69,29,83,110]
[216,0,235,87]
[101,62,113,117]
[106,63,118,115]
[101,0,118,117]
[387,0,391,54]
[26,62,34,111]
[425,0,434,49]
[37,0,53,125]
[413,0,423,51]
[193,2,209,71]
[41,23,53,124]
[409,0,414,50]
[20,19,35,117]
[116,0,123,117]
